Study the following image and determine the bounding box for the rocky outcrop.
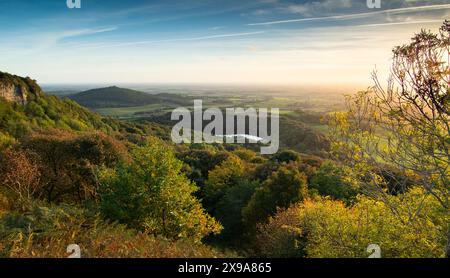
[0,82,29,105]
[0,71,41,105]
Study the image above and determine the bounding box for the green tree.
[100,137,221,242]
[212,179,259,245]
[309,161,357,203]
[271,150,301,163]
[177,146,230,187]
[202,155,259,244]
[203,155,248,214]
[243,163,308,228]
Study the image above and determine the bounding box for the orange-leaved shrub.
[0,201,229,258]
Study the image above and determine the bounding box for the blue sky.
[0,0,449,88]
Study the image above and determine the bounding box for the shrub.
[0,202,227,258]
[271,150,300,163]
[256,188,450,258]
[233,148,256,161]
[0,132,16,151]
[25,101,45,118]
[0,149,42,210]
[21,130,129,203]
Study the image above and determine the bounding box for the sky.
[0,0,449,89]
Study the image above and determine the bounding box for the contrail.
[247,4,450,26]
[356,19,444,28]
[81,31,266,49]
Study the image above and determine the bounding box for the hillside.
[0,73,170,146]
[68,86,191,108]
[0,76,110,138]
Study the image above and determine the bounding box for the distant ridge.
[68,86,161,108]
[68,86,191,108]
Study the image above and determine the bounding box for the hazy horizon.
[40,82,360,96]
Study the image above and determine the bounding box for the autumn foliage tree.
[328,21,450,255]
[20,130,129,203]
[0,149,42,209]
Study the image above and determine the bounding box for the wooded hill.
[68,86,191,108]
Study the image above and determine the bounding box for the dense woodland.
[0,23,448,258]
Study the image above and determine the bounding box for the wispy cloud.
[0,26,118,59]
[355,19,444,28]
[60,27,118,39]
[32,26,118,49]
[78,31,266,49]
[248,3,450,26]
